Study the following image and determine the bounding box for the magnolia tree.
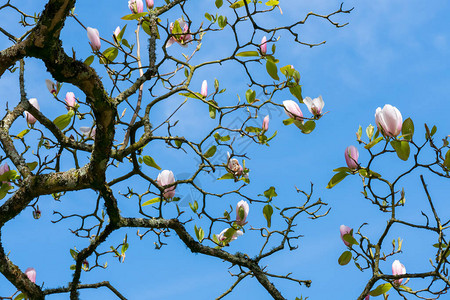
[0,0,449,299]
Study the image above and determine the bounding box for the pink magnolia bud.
[365,296,370,300]
[201,80,208,97]
[375,104,403,137]
[146,0,154,9]
[114,26,121,38]
[156,170,176,199]
[0,163,11,186]
[303,95,324,117]
[80,126,96,139]
[260,36,267,55]
[236,200,249,226]
[25,267,36,283]
[217,228,243,243]
[65,92,77,109]
[45,79,57,95]
[87,27,101,51]
[339,224,352,247]
[283,100,303,121]
[25,98,40,125]
[345,146,359,170]
[262,115,269,131]
[128,0,144,13]
[392,259,406,285]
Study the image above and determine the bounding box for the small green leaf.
[204,145,217,158]
[117,24,127,41]
[101,47,119,64]
[298,120,315,134]
[121,12,147,20]
[208,101,217,119]
[205,13,212,21]
[121,243,129,254]
[217,15,227,29]
[390,140,410,161]
[215,0,223,8]
[364,136,383,149]
[402,118,414,141]
[142,20,152,36]
[265,0,279,6]
[218,173,234,180]
[333,167,351,173]
[70,249,78,259]
[142,155,161,170]
[326,172,349,189]
[444,149,450,169]
[342,233,359,246]
[230,0,251,8]
[27,161,38,171]
[263,204,273,228]
[338,251,352,265]
[264,186,277,200]
[142,197,161,206]
[245,126,262,133]
[266,60,279,80]
[366,124,374,140]
[369,283,392,296]
[245,89,256,104]
[84,55,94,66]
[16,129,30,139]
[236,51,260,57]
[14,293,25,300]
[288,85,303,102]
[53,111,74,130]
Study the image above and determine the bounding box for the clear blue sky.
[1,0,450,299]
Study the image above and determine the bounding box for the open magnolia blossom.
[128,0,143,14]
[156,170,176,199]
[166,18,193,48]
[217,228,243,244]
[392,260,406,285]
[303,95,324,117]
[45,79,56,94]
[340,224,353,247]
[25,98,40,125]
[283,100,303,121]
[227,152,243,176]
[25,268,36,283]
[375,104,403,137]
[345,146,359,170]
[235,200,249,226]
[87,27,101,51]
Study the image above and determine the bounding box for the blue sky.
[1,0,450,299]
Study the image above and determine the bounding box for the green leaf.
[204,145,217,158]
[205,13,212,21]
[333,167,351,173]
[27,161,38,171]
[121,243,129,254]
[444,149,450,169]
[214,132,230,142]
[245,126,262,133]
[121,12,148,20]
[230,0,251,8]
[265,0,279,5]
[53,111,74,130]
[84,55,94,66]
[0,170,17,182]
[179,92,202,99]
[215,0,223,8]
[288,85,303,102]
[101,47,119,64]
[172,20,182,34]
[358,168,381,179]
[266,60,279,80]
[142,155,161,170]
[217,15,227,29]
[264,186,277,200]
[16,129,30,139]
[390,140,410,161]
[142,197,161,206]
[142,20,152,36]
[298,120,315,134]
[195,225,204,242]
[117,24,127,42]
[280,65,294,77]
[364,136,383,149]
[342,233,359,246]
[14,293,25,300]
[369,283,392,297]
[236,51,260,57]
[402,118,414,141]
[208,101,217,119]
[326,172,349,189]
[245,89,256,104]
[218,173,234,180]
[283,118,295,126]
[338,251,352,265]
[263,204,273,228]
[189,201,198,213]
[366,124,374,140]
[70,249,78,259]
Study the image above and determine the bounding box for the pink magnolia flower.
[345,146,359,170]
[375,104,403,137]
[128,0,144,13]
[87,27,101,51]
[392,260,406,285]
[0,163,11,186]
[156,170,176,199]
[25,267,36,283]
[146,0,154,9]
[227,152,243,176]
[283,100,303,121]
[217,228,243,243]
[166,19,193,48]
[201,80,208,97]
[260,36,267,55]
[236,200,249,226]
[114,26,121,38]
[65,92,77,109]
[262,115,269,132]
[365,296,370,300]
[340,224,353,247]
[80,126,96,139]
[25,98,40,125]
[303,95,324,117]
[45,79,57,95]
